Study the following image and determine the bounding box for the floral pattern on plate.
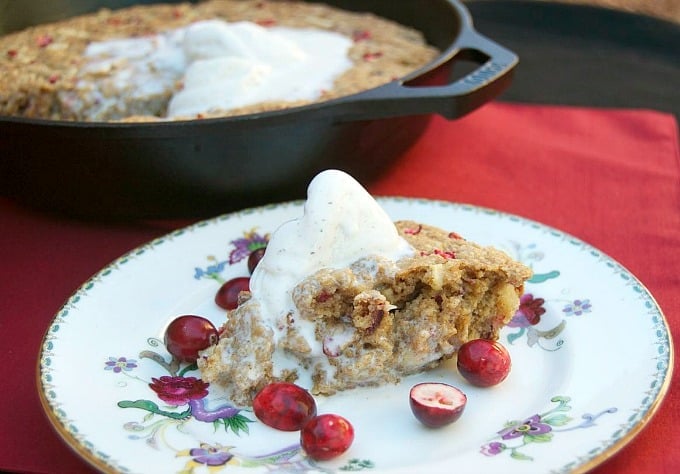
[106,337,374,473]
[38,198,673,474]
[481,396,617,462]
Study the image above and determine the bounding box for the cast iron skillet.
[0,0,517,219]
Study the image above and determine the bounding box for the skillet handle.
[331,28,518,121]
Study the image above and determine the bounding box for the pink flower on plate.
[508,293,546,328]
[480,441,505,456]
[149,376,209,406]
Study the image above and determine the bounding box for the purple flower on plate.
[499,414,552,440]
[563,299,592,316]
[228,230,269,264]
[104,357,137,373]
[480,441,506,456]
[189,444,234,466]
[508,293,546,328]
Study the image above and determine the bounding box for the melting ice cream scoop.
[250,169,415,325]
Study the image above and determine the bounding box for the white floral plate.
[38,198,673,474]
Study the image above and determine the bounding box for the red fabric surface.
[0,102,678,473]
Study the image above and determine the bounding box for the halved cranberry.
[409,382,467,428]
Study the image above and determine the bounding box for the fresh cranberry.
[456,339,511,387]
[215,277,250,310]
[301,414,354,461]
[247,247,266,274]
[252,382,317,431]
[164,315,218,363]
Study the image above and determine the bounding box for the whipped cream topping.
[76,29,188,119]
[250,169,415,346]
[169,20,352,117]
[77,20,353,119]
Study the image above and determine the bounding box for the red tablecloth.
[1,101,678,473]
